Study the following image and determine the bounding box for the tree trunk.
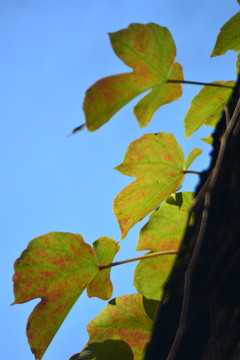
[144,75,240,360]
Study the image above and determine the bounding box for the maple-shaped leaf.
[113,133,200,240]
[72,294,159,360]
[134,192,193,300]
[183,82,234,138]
[211,12,240,57]
[12,232,119,360]
[83,23,183,131]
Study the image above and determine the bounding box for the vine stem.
[166,98,240,360]
[183,170,201,175]
[167,79,235,89]
[98,250,178,271]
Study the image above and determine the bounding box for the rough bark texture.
[144,75,240,360]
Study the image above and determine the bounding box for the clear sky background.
[1,1,239,359]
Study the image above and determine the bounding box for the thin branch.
[224,105,230,126]
[183,170,201,175]
[98,250,178,271]
[167,79,235,89]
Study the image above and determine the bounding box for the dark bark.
[144,75,240,360]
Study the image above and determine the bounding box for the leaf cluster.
[12,7,240,360]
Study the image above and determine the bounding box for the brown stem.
[167,79,234,89]
[98,250,178,271]
[183,170,201,175]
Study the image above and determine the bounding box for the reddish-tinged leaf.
[83,23,183,131]
[12,232,118,359]
[211,12,240,57]
[113,133,186,240]
[134,192,193,299]
[75,294,159,360]
[183,82,234,138]
[87,237,120,300]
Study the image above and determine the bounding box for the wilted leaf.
[134,192,193,299]
[113,133,192,240]
[83,23,183,131]
[184,148,202,170]
[12,232,118,359]
[183,82,234,138]
[76,294,159,360]
[201,134,214,145]
[211,12,240,57]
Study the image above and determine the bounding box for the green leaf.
[183,82,234,138]
[133,252,175,300]
[184,148,202,170]
[201,134,214,145]
[236,53,240,76]
[211,12,240,57]
[76,294,159,360]
[113,133,186,240]
[12,232,119,360]
[136,192,193,252]
[87,237,119,299]
[83,23,183,131]
[134,192,193,299]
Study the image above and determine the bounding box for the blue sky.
[1,1,239,359]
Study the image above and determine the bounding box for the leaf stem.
[167,79,235,89]
[183,170,201,175]
[98,250,178,271]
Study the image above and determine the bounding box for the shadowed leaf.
[183,82,234,138]
[134,192,193,299]
[12,232,118,359]
[211,12,240,57]
[77,294,159,360]
[70,340,134,360]
[113,133,190,240]
[83,23,183,131]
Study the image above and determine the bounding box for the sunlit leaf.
[136,192,193,252]
[12,232,118,360]
[201,134,214,145]
[237,53,240,76]
[74,294,159,360]
[87,237,120,300]
[133,253,175,301]
[184,148,202,170]
[183,82,234,138]
[113,133,193,240]
[83,23,183,131]
[134,192,193,299]
[211,12,240,57]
